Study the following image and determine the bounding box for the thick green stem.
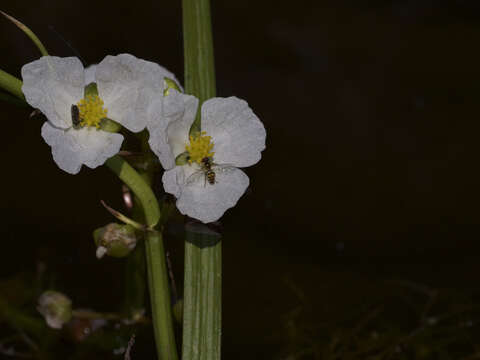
[182,0,222,359]
[0,69,25,100]
[182,224,222,360]
[182,0,216,135]
[124,131,158,319]
[106,155,178,360]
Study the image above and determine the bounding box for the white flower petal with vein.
[22,56,84,129]
[41,122,123,174]
[96,53,179,133]
[162,165,249,223]
[148,90,198,169]
[202,97,266,167]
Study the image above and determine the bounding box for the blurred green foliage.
[2,267,480,359]
[276,277,480,360]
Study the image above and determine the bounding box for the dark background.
[1,0,480,358]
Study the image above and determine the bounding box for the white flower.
[148,91,266,223]
[22,54,178,174]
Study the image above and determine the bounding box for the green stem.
[182,0,216,135]
[124,192,147,317]
[182,0,222,359]
[0,69,25,100]
[0,10,49,56]
[124,135,155,317]
[106,155,178,360]
[124,241,146,316]
[0,91,28,107]
[182,224,222,360]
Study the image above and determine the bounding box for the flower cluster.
[22,55,266,223]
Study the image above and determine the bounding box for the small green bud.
[163,77,182,96]
[37,291,72,329]
[93,223,137,259]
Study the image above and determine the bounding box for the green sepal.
[164,77,182,96]
[99,117,122,133]
[84,82,99,97]
[175,151,190,166]
[189,126,201,139]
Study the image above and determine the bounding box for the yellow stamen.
[76,95,108,129]
[185,131,215,164]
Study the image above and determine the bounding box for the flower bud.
[93,223,137,259]
[37,291,72,329]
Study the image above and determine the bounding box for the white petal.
[95,54,177,133]
[21,56,85,129]
[163,165,249,223]
[84,64,97,85]
[162,166,185,198]
[41,122,124,174]
[202,97,266,168]
[148,90,198,169]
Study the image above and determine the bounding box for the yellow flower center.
[185,131,215,164]
[76,95,108,128]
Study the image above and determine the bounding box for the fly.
[71,104,81,128]
[201,157,216,185]
[185,157,235,186]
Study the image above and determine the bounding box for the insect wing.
[212,164,236,174]
[185,170,206,186]
[209,165,237,184]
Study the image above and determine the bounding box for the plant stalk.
[182,0,222,358]
[0,69,25,100]
[182,0,216,135]
[106,155,178,360]
[182,223,222,360]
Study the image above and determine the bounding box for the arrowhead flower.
[148,91,266,223]
[22,54,179,174]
